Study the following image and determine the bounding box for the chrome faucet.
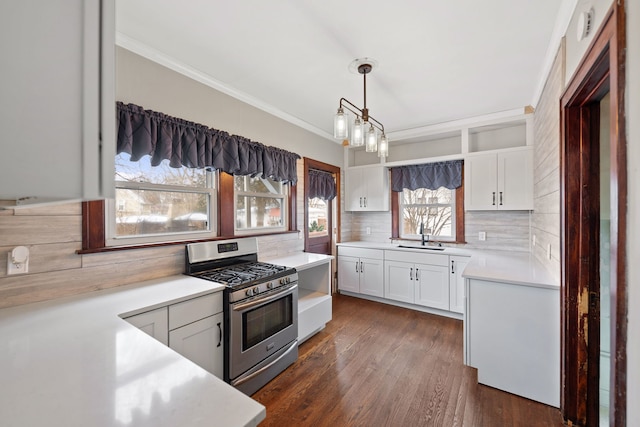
[419,222,429,246]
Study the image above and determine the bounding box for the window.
[399,187,455,241]
[106,153,217,245]
[234,175,287,233]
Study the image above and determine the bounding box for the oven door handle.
[231,340,298,388]
[232,284,297,311]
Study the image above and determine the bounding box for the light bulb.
[378,133,388,157]
[351,117,364,146]
[333,108,348,139]
[365,123,377,152]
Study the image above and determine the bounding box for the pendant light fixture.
[333,58,389,158]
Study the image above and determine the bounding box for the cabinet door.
[449,256,469,314]
[360,167,389,211]
[384,260,414,303]
[464,154,498,210]
[497,149,533,210]
[124,307,169,345]
[169,312,224,379]
[0,0,115,203]
[345,169,366,211]
[359,257,384,297]
[338,255,361,293]
[414,263,450,310]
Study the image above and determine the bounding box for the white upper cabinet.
[465,147,533,211]
[0,0,115,206]
[345,167,389,211]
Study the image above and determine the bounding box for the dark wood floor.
[252,293,565,426]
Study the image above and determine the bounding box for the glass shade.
[351,117,364,146]
[333,108,348,139]
[365,123,377,152]
[378,133,389,157]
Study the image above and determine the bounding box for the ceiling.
[115,1,569,144]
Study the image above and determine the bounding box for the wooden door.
[304,158,340,255]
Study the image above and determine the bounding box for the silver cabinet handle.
[451,260,455,274]
[492,192,496,205]
[499,191,503,205]
[415,269,420,281]
[355,261,359,273]
[359,197,363,207]
[410,267,413,280]
[360,261,364,273]
[364,197,367,207]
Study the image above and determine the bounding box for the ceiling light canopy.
[334,58,388,158]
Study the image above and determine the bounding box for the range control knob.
[279,278,286,285]
[245,288,253,297]
[253,286,259,295]
[266,282,274,289]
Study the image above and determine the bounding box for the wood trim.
[82,200,105,250]
[560,2,627,424]
[289,183,297,232]
[610,3,628,425]
[218,171,235,237]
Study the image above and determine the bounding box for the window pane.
[308,198,329,237]
[234,175,282,194]
[116,153,207,187]
[236,196,284,229]
[115,188,209,237]
[401,187,454,239]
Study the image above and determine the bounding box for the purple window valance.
[116,102,301,185]
[308,169,336,201]
[390,160,463,192]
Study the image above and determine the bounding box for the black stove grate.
[193,261,291,287]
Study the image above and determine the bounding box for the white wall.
[625,0,639,423]
[565,0,617,82]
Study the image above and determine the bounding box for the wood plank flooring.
[252,294,565,426]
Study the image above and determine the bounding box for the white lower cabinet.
[414,263,450,310]
[384,250,450,310]
[449,256,470,314]
[337,247,384,297]
[123,307,168,345]
[123,291,224,380]
[169,312,224,379]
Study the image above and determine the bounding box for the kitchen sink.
[397,245,445,251]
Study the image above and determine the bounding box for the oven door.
[228,283,298,381]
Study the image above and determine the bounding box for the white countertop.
[261,252,334,270]
[337,241,557,289]
[462,251,558,289]
[337,240,474,256]
[0,275,266,427]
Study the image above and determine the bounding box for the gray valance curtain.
[308,169,336,201]
[116,102,301,184]
[390,160,463,192]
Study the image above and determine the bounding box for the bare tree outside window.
[400,187,454,240]
[235,176,286,230]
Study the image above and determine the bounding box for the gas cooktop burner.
[195,261,290,287]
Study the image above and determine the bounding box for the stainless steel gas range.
[185,238,298,395]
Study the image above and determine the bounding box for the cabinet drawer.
[169,292,223,330]
[385,250,448,266]
[338,247,383,259]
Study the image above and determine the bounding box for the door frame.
[560,2,627,425]
[303,158,341,253]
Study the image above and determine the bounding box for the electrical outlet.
[547,243,552,260]
[478,231,486,241]
[366,227,371,235]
